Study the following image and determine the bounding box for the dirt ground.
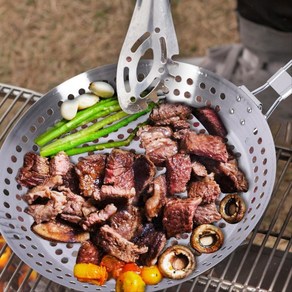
[0,0,238,93]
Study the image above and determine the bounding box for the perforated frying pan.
[0,59,291,291]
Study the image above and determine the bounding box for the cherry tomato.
[116,271,145,292]
[0,236,11,269]
[141,265,163,285]
[100,255,125,279]
[122,262,141,274]
[74,263,108,286]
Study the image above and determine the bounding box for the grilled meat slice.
[133,154,156,195]
[100,185,136,205]
[132,223,166,266]
[75,154,107,200]
[17,152,50,187]
[193,203,222,225]
[198,157,249,193]
[145,174,167,220]
[108,206,142,241]
[188,173,221,204]
[149,102,192,128]
[26,190,67,224]
[180,131,228,162]
[215,159,249,192]
[162,197,202,238]
[76,240,102,264]
[194,106,227,137]
[49,151,71,176]
[166,153,192,195]
[99,225,148,262]
[32,220,89,243]
[81,204,117,231]
[104,149,135,189]
[191,160,208,177]
[137,125,178,166]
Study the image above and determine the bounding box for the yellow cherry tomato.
[141,265,163,285]
[74,263,108,286]
[116,271,145,292]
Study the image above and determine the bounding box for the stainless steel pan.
[0,60,291,291]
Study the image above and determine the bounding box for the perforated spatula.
[116,0,179,113]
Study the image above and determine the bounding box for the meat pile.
[16,102,248,267]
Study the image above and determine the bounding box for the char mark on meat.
[25,190,67,224]
[76,240,102,265]
[75,154,107,200]
[98,225,148,263]
[81,204,117,231]
[149,102,192,129]
[133,154,156,196]
[166,153,191,195]
[145,174,167,220]
[194,107,227,137]
[162,197,202,238]
[191,160,208,177]
[180,131,228,162]
[137,125,178,166]
[103,149,135,189]
[108,206,142,241]
[188,173,221,204]
[132,223,166,266]
[17,152,50,187]
[193,202,221,225]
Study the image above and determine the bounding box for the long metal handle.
[252,60,292,119]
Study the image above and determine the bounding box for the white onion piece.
[60,99,79,120]
[76,93,99,110]
[89,81,115,98]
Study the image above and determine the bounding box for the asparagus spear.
[35,98,119,146]
[40,103,154,157]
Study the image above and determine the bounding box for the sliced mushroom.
[32,220,90,243]
[158,245,196,279]
[219,194,246,223]
[190,224,224,253]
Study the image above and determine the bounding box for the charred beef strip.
[103,149,135,188]
[81,204,117,231]
[133,154,156,196]
[188,173,221,204]
[50,152,80,193]
[26,190,67,224]
[165,153,192,195]
[132,223,166,266]
[98,225,148,263]
[191,160,208,178]
[145,174,167,220]
[149,102,192,129]
[137,125,178,166]
[179,130,228,163]
[108,206,142,241]
[197,157,249,193]
[76,240,102,265]
[193,202,222,225]
[162,197,202,238]
[100,185,136,205]
[17,152,50,187]
[194,106,227,138]
[75,154,107,200]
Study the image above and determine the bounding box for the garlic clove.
[60,99,79,120]
[76,93,99,110]
[89,81,115,98]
